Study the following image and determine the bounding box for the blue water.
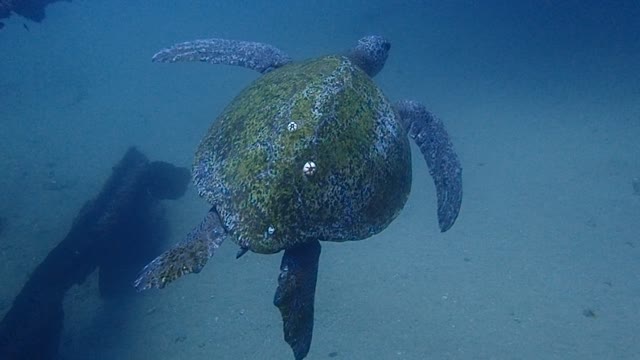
[1,1,639,359]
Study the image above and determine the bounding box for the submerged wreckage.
[0,0,68,30]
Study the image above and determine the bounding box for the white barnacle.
[287,121,298,132]
[267,225,276,235]
[303,161,317,176]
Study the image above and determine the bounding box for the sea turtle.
[134,35,463,359]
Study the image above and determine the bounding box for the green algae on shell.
[193,55,412,254]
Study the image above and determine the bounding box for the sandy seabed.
[0,1,639,359]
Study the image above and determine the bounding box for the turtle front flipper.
[151,38,292,74]
[274,240,321,360]
[395,100,463,232]
[133,208,227,291]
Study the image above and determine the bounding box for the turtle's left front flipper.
[395,100,463,232]
[274,241,321,360]
[151,38,292,74]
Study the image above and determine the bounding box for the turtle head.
[347,35,390,77]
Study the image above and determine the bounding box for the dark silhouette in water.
[0,216,5,237]
[0,0,69,30]
[0,147,190,360]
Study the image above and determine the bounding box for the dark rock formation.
[0,216,5,237]
[0,147,190,360]
[0,0,70,30]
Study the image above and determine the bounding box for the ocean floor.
[0,1,639,359]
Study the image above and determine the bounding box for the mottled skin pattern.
[132,209,226,289]
[396,100,462,231]
[194,55,411,254]
[274,240,321,359]
[346,36,390,77]
[135,35,463,360]
[152,38,292,74]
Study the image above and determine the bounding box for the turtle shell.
[193,55,412,254]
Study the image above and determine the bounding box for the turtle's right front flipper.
[274,241,321,360]
[395,100,463,232]
[151,38,292,74]
[134,208,227,291]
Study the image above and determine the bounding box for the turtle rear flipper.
[395,100,463,232]
[151,38,292,74]
[274,241,321,360]
[134,208,227,291]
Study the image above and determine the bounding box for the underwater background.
[0,0,639,359]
